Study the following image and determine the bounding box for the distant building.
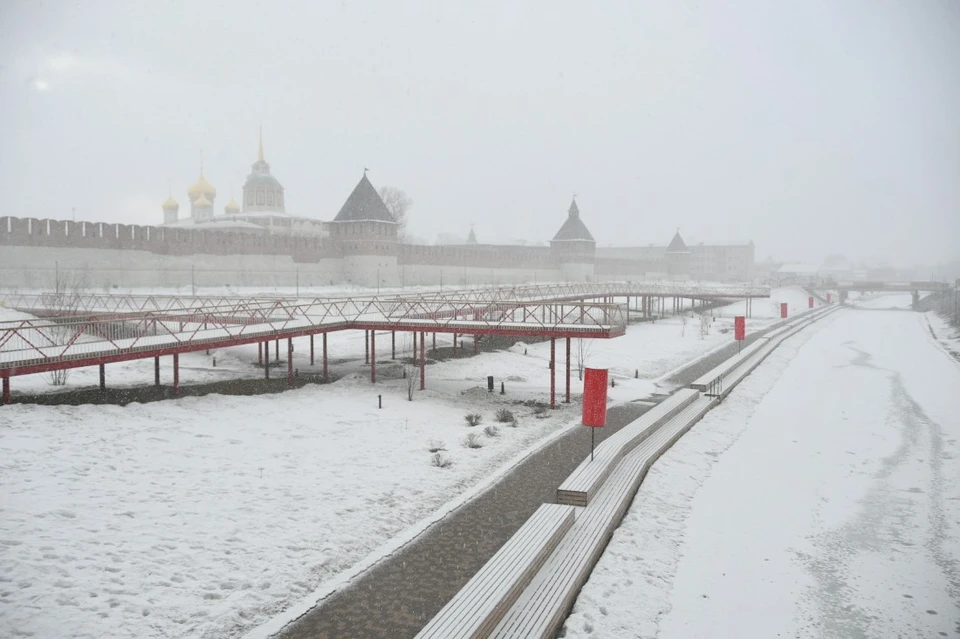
[550,198,596,281]
[596,232,754,282]
[0,133,761,289]
[161,129,326,237]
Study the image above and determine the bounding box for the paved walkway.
[278,330,773,639]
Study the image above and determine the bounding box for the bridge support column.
[275,339,279,362]
[288,338,294,385]
[173,354,180,394]
[258,342,263,366]
[911,290,920,309]
[99,364,106,391]
[370,331,376,383]
[310,334,315,366]
[565,337,571,404]
[322,333,328,383]
[550,337,556,409]
[365,330,370,364]
[264,343,270,379]
[2,375,9,405]
[433,332,436,351]
[391,331,396,360]
[154,357,160,386]
[419,331,426,391]
[453,333,457,350]
[413,331,418,365]
[474,334,479,355]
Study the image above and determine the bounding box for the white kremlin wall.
[0,245,595,291]
[0,245,343,291]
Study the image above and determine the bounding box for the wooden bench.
[556,388,700,507]
[690,305,835,396]
[414,503,576,639]
[689,339,766,393]
[716,307,838,398]
[493,394,717,638]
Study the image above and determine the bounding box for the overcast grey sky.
[1,0,957,266]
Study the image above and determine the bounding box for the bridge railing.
[0,297,627,371]
[1,281,769,319]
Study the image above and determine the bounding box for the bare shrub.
[484,425,500,438]
[533,405,548,418]
[575,339,594,381]
[464,413,483,427]
[427,440,446,453]
[431,452,453,468]
[405,365,416,401]
[44,266,91,387]
[495,408,515,423]
[463,433,484,449]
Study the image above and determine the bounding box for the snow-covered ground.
[563,307,960,638]
[0,287,797,639]
[927,311,960,362]
[715,285,820,319]
[850,291,915,310]
[0,372,581,639]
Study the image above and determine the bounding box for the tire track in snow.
[799,346,959,638]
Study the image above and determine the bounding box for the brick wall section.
[399,244,558,269]
[0,216,342,262]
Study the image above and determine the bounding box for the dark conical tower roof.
[333,173,396,223]
[551,197,595,242]
[667,229,689,253]
[466,226,478,244]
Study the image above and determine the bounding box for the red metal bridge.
[0,282,769,407]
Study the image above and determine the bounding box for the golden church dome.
[224,197,240,214]
[187,173,217,201]
[161,195,179,210]
[194,193,213,207]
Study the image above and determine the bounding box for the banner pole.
[591,427,595,461]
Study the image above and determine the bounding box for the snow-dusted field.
[716,284,819,319]
[563,308,960,638]
[851,291,915,310]
[0,372,581,639]
[0,286,788,639]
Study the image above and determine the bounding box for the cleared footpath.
[268,314,815,639]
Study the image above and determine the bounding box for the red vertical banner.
[808,296,814,309]
[780,302,788,318]
[734,316,746,341]
[582,368,608,427]
[827,293,832,303]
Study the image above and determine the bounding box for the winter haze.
[1,0,958,267]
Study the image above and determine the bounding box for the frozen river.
[564,308,960,638]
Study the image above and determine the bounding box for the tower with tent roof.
[550,197,596,282]
[328,170,399,287]
[665,229,691,279]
